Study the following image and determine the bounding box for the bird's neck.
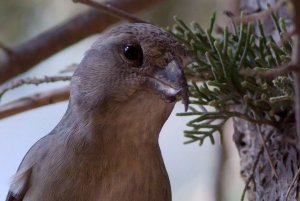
[58,91,175,148]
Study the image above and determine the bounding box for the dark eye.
[122,44,143,67]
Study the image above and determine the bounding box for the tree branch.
[0,76,71,99]
[0,86,70,119]
[75,0,149,23]
[232,0,286,24]
[290,0,300,148]
[0,41,13,55]
[0,0,163,84]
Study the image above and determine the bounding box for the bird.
[6,23,189,201]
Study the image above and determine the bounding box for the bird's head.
[71,23,189,113]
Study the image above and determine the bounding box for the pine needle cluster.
[170,13,294,145]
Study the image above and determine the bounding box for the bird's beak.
[145,60,189,111]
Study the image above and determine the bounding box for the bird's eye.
[122,44,143,67]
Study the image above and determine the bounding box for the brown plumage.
[6,23,188,201]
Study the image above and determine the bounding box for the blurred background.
[0,0,244,200]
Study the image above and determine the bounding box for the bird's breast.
[88,91,174,201]
[43,91,175,201]
[92,145,172,201]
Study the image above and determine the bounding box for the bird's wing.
[5,167,32,201]
[6,134,51,201]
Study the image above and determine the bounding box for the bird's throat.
[62,91,175,151]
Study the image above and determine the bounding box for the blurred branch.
[0,76,71,99]
[232,0,286,24]
[0,86,69,119]
[255,121,278,178]
[285,166,300,201]
[241,64,299,78]
[240,138,263,201]
[0,41,13,55]
[280,1,300,197]
[0,0,163,84]
[75,0,149,23]
[291,0,300,147]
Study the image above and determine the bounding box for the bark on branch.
[0,0,162,84]
[231,1,300,200]
[233,117,298,201]
[291,0,300,148]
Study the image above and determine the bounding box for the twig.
[279,28,296,47]
[229,111,277,127]
[0,86,70,119]
[285,166,300,201]
[59,63,78,73]
[255,123,279,178]
[74,0,149,24]
[240,144,264,201]
[241,64,299,78]
[0,0,163,84]
[241,131,273,201]
[240,176,253,201]
[223,10,237,35]
[233,0,286,24]
[0,76,71,99]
